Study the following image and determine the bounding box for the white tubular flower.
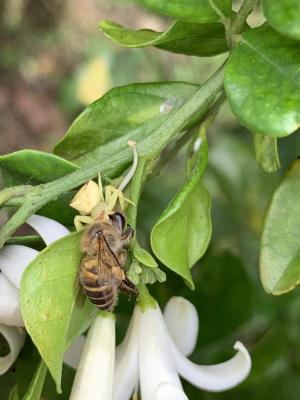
[138,305,183,400]
[164,296,199,357]
[64,334,86,370]
[0,214,70,374]
[155,382,188,400]
[164,297,251,393]
[70,313,115,400]
[120,297,250,399]
[113,307,139,400]
[0,323,26,374]
[65,296,251,399]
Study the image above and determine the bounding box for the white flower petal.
[27,214,70,246]
[70,313,115,400]
[164,297,199,356]
[155,382,189,400]
[138,304,184,400]
[64,334,86,369]
[171,338,251,392]
[0,274,23,326]
[113,307,139,400]
[0,245,38,288]
[0,324,26,375]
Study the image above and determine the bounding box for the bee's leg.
[119,277,138,295]
[121,226,134,245]
[117,249,127,268]
[74,215,94,231]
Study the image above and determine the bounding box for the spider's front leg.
[74,215,95,231]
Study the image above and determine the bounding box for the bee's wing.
[73,272,86,309]
[97,234,124,285]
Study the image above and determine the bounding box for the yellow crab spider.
[70,141,138,231]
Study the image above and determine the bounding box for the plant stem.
[6,235,45,247]
[231,0,259,34]
[0,63,225,248]
[137,284,156,311]
[126,157,148,230]
[0,185,33,206]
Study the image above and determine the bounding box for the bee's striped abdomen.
[79,256,117,311]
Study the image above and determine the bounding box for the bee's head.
[109,212,126,233]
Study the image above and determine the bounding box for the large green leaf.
[100,20,228,57]
[260,159,300,294]
[262,0,300,41]
[20,231,97,392]
[0,150,79,225]
[150,135,211,288]
[137,0,232,23]
[0,150,78,186]
[224,25,300,137]
[54,82,199,164]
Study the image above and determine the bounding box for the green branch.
[0,185,33,206]
[0,63,225,248]
[231,0,259,35]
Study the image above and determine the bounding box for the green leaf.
[20,231,97,392]
[133,242,158,268]
[254,134,281,173]
[100,20,228,57]
[23,361,47,400]
[54,82,199,164]
[260,159,300,294]
[16,337,41,398]
[42,365,75,400]
[262,0,300,41]
[0,150,78,186]
[225,25,300,137]
[0,150,79,225]
[8,386,19,400]
[137,0,232,23]
[150,136,211,289]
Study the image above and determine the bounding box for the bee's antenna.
[118,141,138,192]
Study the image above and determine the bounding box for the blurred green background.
[0,0,300,399]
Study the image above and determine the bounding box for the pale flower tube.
[163,296,199,357]
[0,323,26,374]
[65,296,252,399]
[70,313,115,400]
[138,305,183,400]
[113,307,139,400]
[0,214,70,374]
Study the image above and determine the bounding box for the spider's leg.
[98,172,104,203]
[105,186,119,212]
[74,215,94,231]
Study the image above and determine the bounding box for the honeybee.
[78,211,137,311]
